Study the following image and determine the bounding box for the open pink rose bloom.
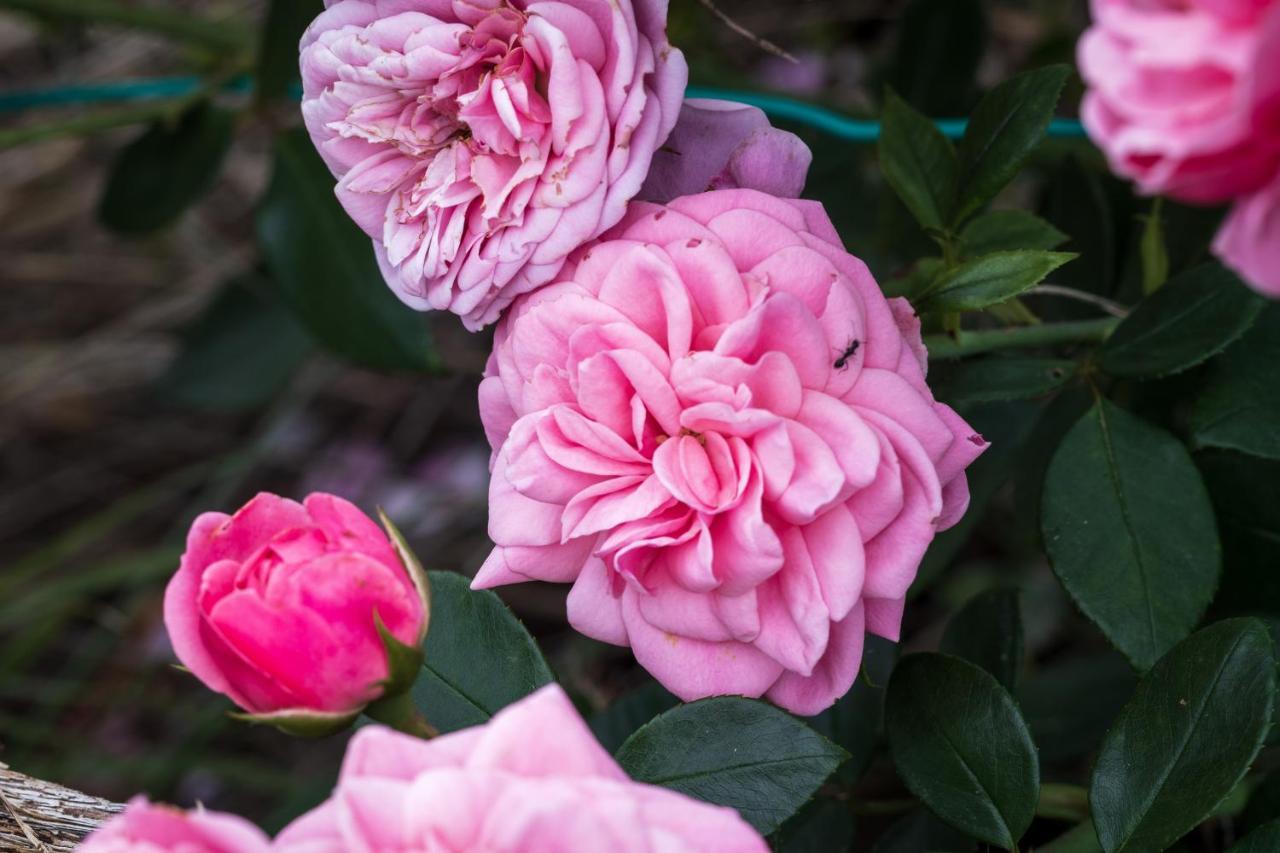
[475,189,987,715]
[275,684,767,852]
[164,492,426,717]
[299,0,687,329]
[1079,0,1280,294]
[78,797,271,853]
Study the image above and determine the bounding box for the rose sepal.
[229,707,361,738]
[378,508,431,648]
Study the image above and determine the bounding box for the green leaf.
[885,653,1040,848]
[1190,305,1280,459]
[154,274,312,412]
[941,589,1024,691]
[1139,198,1169,294]
[772,798,856,853]
[931,357,1076,406]
[920,250,1076,312]
[883,0,987,117]
[615,697,847,835]
[409,571,553,733]
[1019,653,1135,765]
[960,210,1068,257]
[1090,619,1276,853]
[98,101,233,234]
[1041,399,1220,670]
[1231,820,1280,853]
[588,681,679,754]
[1101,262,1265,379]
[256,0,322,101]
[952,65,1072,226]
[256,130,436,372]
[878,88,957,232]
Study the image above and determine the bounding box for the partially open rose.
[475,190,986,715]
[78,797,270,853]
[299,0,687,330]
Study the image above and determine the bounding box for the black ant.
[833,338,860,370]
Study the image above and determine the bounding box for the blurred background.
[0,0,1243,847]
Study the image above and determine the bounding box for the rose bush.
[78,797,271,853]
[1079,0,1280,293]
[474,189,986,715]
[164,492,427,725]
[273,684,767,852]
[299,0,687,329]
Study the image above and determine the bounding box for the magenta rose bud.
[474,190,987,716]
[299,0,688,331]
[274,684,767,852]
[1079,0,1280,204]
[164,492,428,730]
[640,99,813,203]
[78,797,270,853]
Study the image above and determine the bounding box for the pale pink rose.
[1215,171,1280,295]
[164,493,426,718]
[474,189,986,715]
[78,797,270,853]
[274,684,767,852]
[299,0,687,330]
[1078,0,1280,203]
[639,99,812,202]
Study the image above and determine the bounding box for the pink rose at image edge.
[163,492,425,716]
[298,0,688,330]
[274,683,768,852]
[474,189,987,716]
[1214,171,1280,295]
[77,797,270,853]
[639,99,813,203]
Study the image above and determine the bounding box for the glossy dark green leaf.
[885,653,1039,848]
[932,357,1076,406]
[960,209,1068,257]
[615,697,847,835]
[1230,820,1280,853]
[871,809,976,853]
[256,0,322,101]
[772,798,856,853]
[99,101,233,234]
[256,130,436,372]
[1198,451,1280,617]
[1041,399,1220,670]
[1101,263,1265,378]
[808,634,898,783]
[410,571,553,733]
[1090,619,1276,853]
[1019,653,1135,765]
[952,65,1072,225]
[155,275,312,412]
[920,250,1076,312]
[941,589,1024,690]
[588,681,678,753]
[879,89,957,232]
[1190,306,1280,459]
[883,0,986,116]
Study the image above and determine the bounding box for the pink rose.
[299,0,687,330]
[474,189,986,715]
[1214,171,1280,294]
[164,492,428,724]
[274,684,766,852]
[78,797,269,853]
[640,99,812,203]
[1079,0,1280,203]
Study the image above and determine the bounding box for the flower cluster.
[1079,0,1280,294]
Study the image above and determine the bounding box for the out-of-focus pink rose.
[164,493,427,721]
[78,797,270,853]
[299,0,687,330]
[474,190,986,715]
[639,99,812,203]
[274,684,766,852]
[1079,0,1280,203]
[1215,171,1280,294]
